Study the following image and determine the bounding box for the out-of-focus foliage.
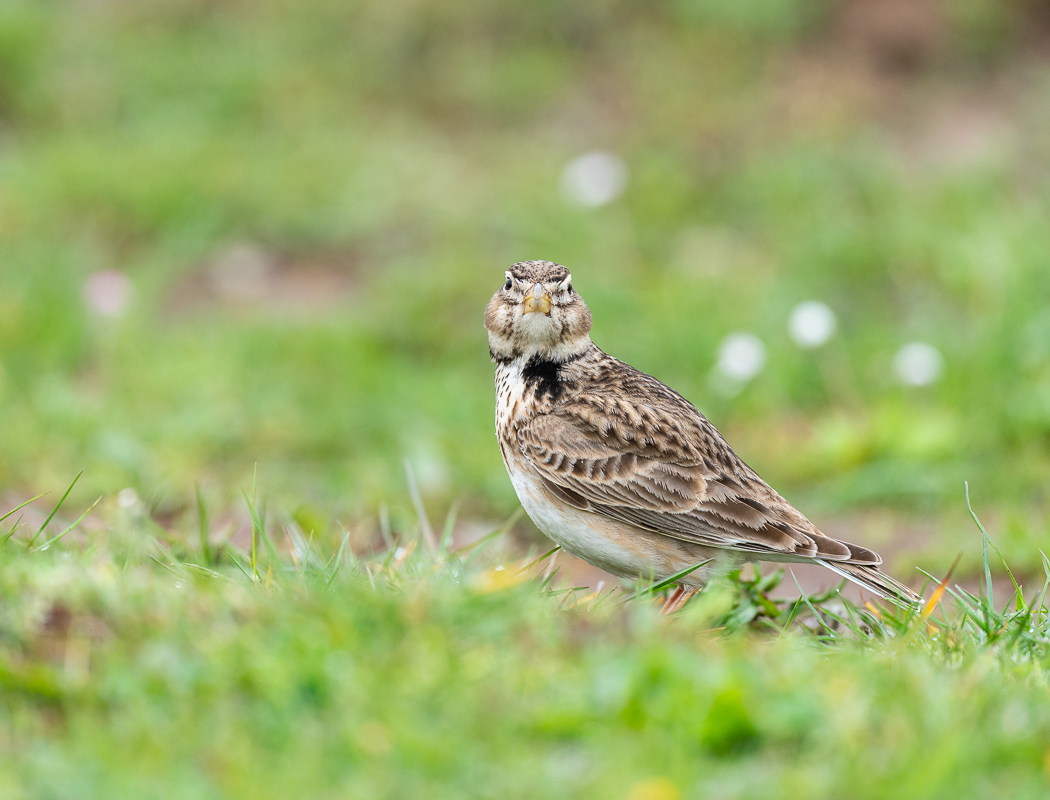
[0,490,1049,799]
[1,0,1050,564]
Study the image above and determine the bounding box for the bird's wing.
[517,407,879,565]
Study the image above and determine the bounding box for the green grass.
[2,1,1050,558]
[2,487,1050,799]
[3,3,1050,796]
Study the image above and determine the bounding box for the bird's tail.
[817,560,923,608]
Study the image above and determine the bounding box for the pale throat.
[490,329,592,364]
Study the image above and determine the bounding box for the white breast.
[494,361,526,434]
[493,359,667,579]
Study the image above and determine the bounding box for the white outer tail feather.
[816,560,922,608]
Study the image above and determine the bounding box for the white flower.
[894,342,943,386]
[117,488,143,514]
[560,152,628,208]
[83,270,132,316]
[788,301,837,349]
[717,333,766,382]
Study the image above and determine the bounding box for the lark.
[485,260,921,612]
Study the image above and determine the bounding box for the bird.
[485,260,922,613]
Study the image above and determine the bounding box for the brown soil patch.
[165,243,359,318]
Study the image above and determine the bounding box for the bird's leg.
[661,584,700,615]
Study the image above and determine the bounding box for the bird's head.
[485,260,593,362]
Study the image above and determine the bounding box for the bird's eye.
[504,278,513,290]
[567,283,572,293]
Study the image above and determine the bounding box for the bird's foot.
[661,584,699,615]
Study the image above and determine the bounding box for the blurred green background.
[3,0,1050,570]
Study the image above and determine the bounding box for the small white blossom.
[894,342,943,386]
[788,301,837,349]
[717,333,766,382]
[560,152,628,208]
[116,488,146,519]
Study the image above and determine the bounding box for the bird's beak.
[522,283,552,315]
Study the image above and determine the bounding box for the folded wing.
[518,410,880,566]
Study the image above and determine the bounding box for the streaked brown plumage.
[485,260,921,608]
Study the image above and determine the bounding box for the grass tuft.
[1,481,1048,797]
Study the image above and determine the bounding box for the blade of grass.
[779,596,805,633]
[0,516,25,546]
[256,508,281,577]
[252,465,259,581]
[458,507,523,557]
[808,581,847,605]
[326,530,353,587]
[196,485,212,565]
[1034,551,1050,614]
[180,562,234,582]
[966,481,993,612]
[243,464,260,582]
[755,567,784,594]
[27,471,83,549]
[404,461,437,556]
[37,496,101,550]
[538,565,561,591]
[985,535,1024,613]
[558,586,589,610]
[148,554,189,579]
[315,548,338,581]
[789,569,838,637]
[810,605,859,637]
[0,493,48,527]
[620,559,712,604]
[439,501,460,553]
[517,545,561,575]
[302,530,316,573]
[935,583,977,635]
[839,600,873,640]
[285,524,314,575]
[921,553,963,620]
[228,552,254,583]
[539,550,560,588]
